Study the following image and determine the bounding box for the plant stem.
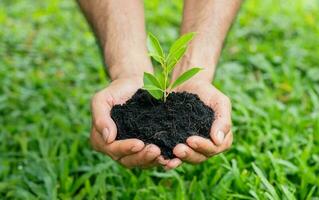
[163,61,169,102]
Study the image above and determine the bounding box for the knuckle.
[91,90,110,106]
[224,123,232,133]
[94,118,106,130]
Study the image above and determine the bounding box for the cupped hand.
[165,80,233,169]
[90,76,168,169]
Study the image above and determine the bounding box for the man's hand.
[166,79,233,168]
[90,77,168,168]
[163,0,241,169]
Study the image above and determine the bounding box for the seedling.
[143,32,202,102]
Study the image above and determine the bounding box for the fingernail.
[102,128,109,142]
[216,130,225,145]
[158,158,169,165]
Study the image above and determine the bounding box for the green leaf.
[147,32,164,62]
[143,72,164,100]
[142,85,163,100]
[252,163,280,200]
[170,67,202,89]
[280,185,296,200]
[155,72,166,89]
[166,46,187,72]
[143,85,163,91]
[143,72,162,89]
[169,32,195,55]
[148,53,163,65]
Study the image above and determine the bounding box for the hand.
[90,76,169,169]
[167,79,233,168]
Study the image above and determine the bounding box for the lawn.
[0,0,318,199]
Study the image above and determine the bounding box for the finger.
[173,144,207,164]
[90,127,109,153]
[164,158,182,170]
[209,96,232,146]
[91,128,144,159]
[186,135,218,157]
[105,139,145,160]
[217,130,233,154]
[91,91,117,143]
[157,155,170,166]
[142,156,163,169]
[119,144,161,168]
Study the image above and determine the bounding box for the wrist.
[172,31,224,83]
[109,66,152,81]
[108,59,153,81]
[172,53,216,84]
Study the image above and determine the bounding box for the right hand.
[90,76,170,169]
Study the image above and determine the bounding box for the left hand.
[164,79,233,170]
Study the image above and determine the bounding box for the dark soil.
[111,89,215,159]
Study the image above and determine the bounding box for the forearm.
[173,0,242,82]
[78,0,152,80]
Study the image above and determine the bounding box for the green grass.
[1,0,318,199]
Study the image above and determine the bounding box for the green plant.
[143,32,202,102]
[2,0,319,199]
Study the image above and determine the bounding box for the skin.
[168,0,242,169]
[78,0,241,170]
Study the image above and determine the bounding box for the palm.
[104,77,143,105]
[175,80,220,107]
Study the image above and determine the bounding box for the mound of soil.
[111,89,214,159]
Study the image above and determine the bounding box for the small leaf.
[147,32,164,62]
[142,85,163,100]
[166,46,187,72]
[143,85,163,91]
[148,53,164,65]
[143,72,162,89]
[155,72,166,89]
[143,72,164,100]
[170,67,202,89]
[169,32,195,55]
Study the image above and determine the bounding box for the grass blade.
[252,163,280,200]
[280,185,296,200]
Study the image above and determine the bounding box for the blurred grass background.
[0,0,319,199]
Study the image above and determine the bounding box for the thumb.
[210,96,232,146]
[91,92,117,143]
